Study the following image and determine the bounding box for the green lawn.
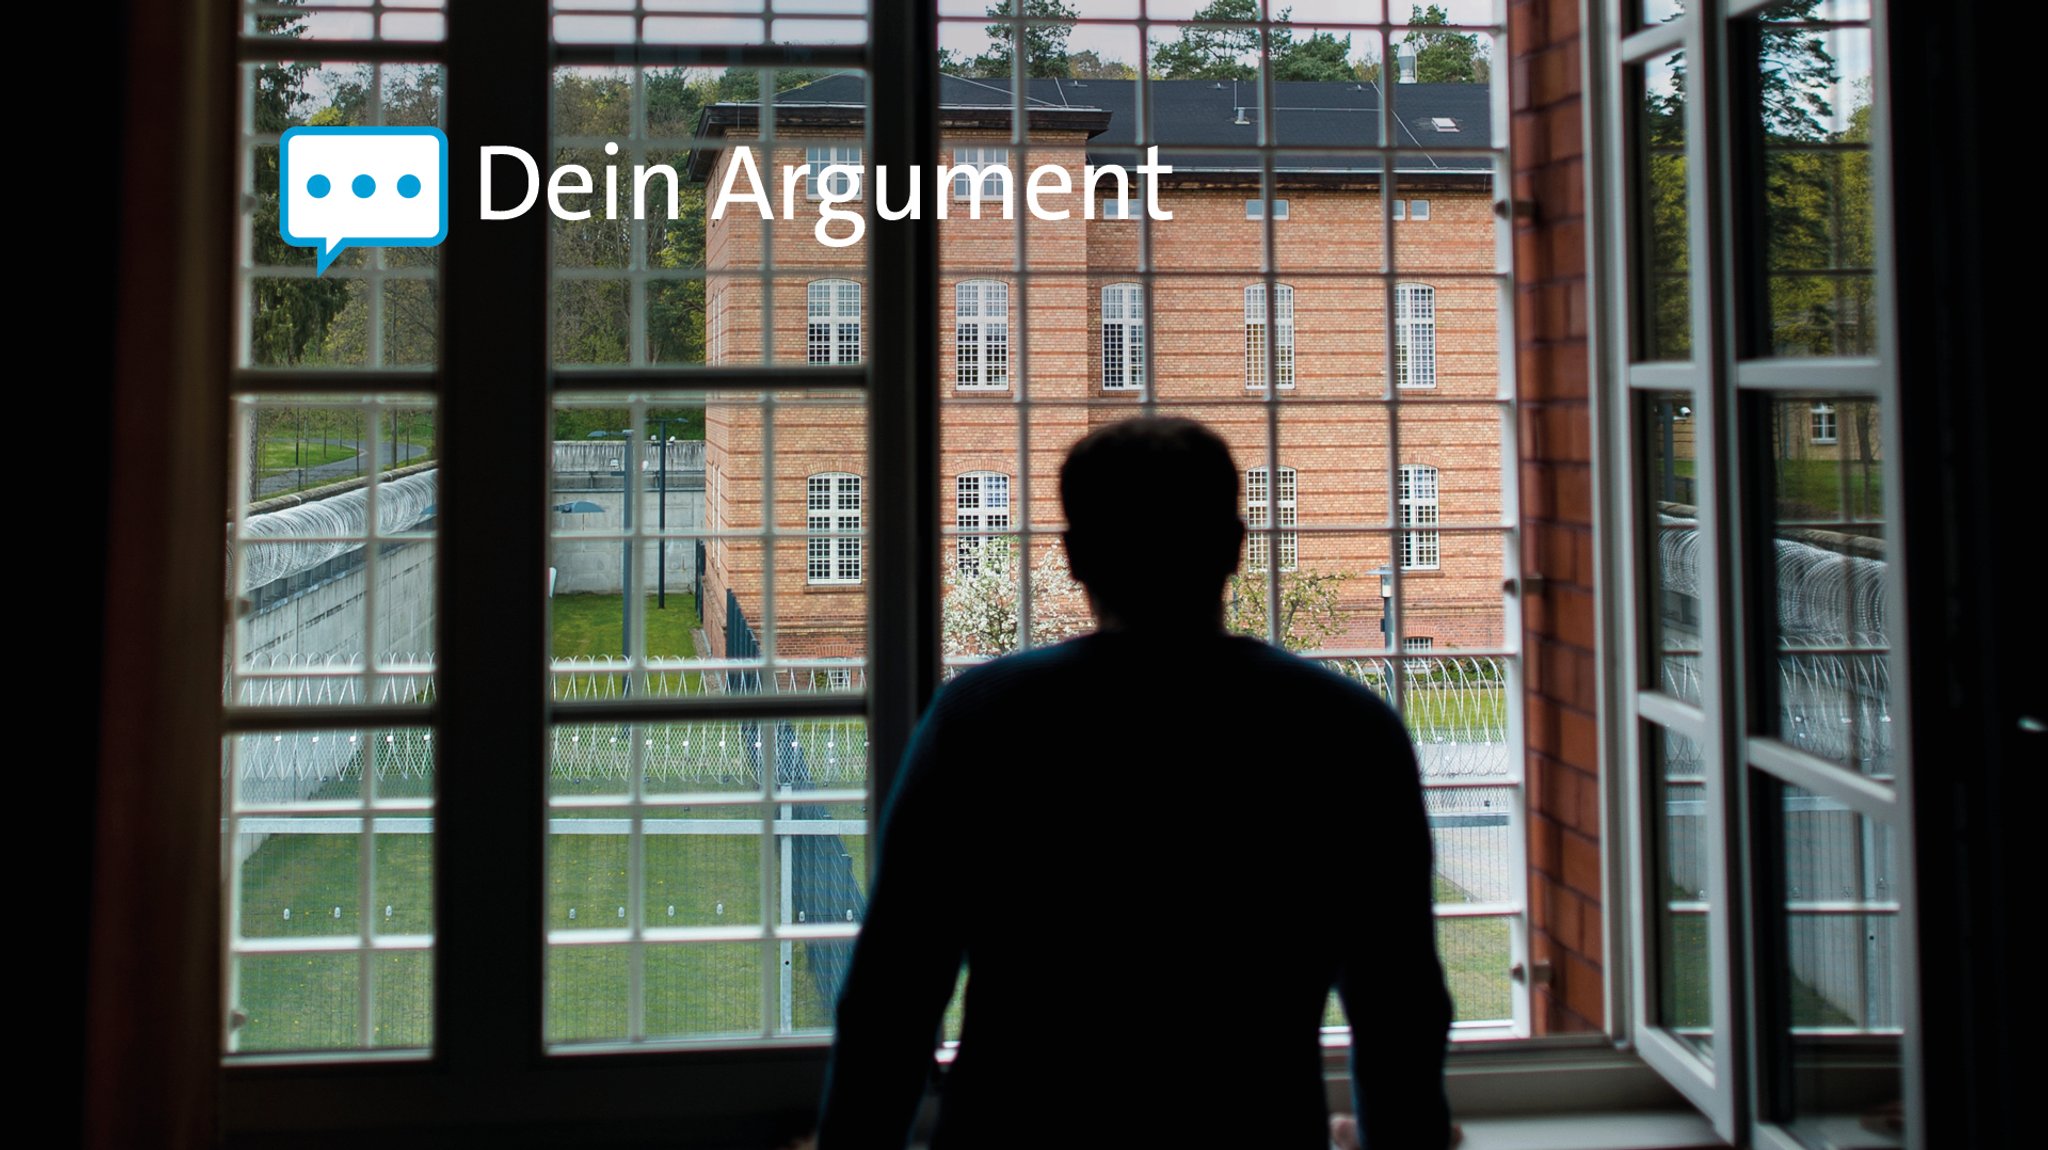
[550,592,701,663]
[1320,875,1512,1028]
[257,436,356,471]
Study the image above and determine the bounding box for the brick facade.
[699,90,1507,662]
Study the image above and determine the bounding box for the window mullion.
[436,0,552,1079]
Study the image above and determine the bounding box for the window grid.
[1399,464,1440,571]
[1244,283,1295,390]
[1810,401,1837,443]
[954,471,1011,575]
[1100,283,1145,391]
[954,279,1009,390]
[807,472,864,584]
[1397,283,1438,389]
[949,145,1009,199]
[806,144,861,199]
[807,279,863,365]
[1245,466,1298,573]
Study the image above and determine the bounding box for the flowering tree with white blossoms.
[940,536,1093,658]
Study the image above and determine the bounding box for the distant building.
[688,76,1504,662]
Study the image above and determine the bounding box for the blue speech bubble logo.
[280,126,448,275]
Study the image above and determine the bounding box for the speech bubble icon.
[280,126,448,275]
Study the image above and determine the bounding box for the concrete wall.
[548,481,705,596]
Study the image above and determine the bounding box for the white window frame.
[949,145,1009,200]
[1396,283,1439,389]
[1100,282,1145,391]
[1398,464,1440,571]
[954,279,1010,390]
[1098,193,1136,219]
[953,471,1011,575]
[1393,197,1408,220]
[1245,465,1298,572]
[805,144,861,199]
[806,472,863,585]
[1595,0,1914,1143]
[1244,283,1295,390]
[1245,197,1290,219]
[807,278,862,365]
[1810,401,1838,444]
[1412,198,1432,220]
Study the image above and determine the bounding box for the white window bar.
[1244,466,1298,573]
[954,279,1010,390]
[954,471,1011,576]
[1397,283,1439,389]
[1244,283,1295,390]
[807,472,863,584]
[950,144,1009,199]
[1398,464,1441,571]
[1100,282,1144,391]
[805,144,861,200]
[808,279,863,365]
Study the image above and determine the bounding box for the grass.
[1320,875,1512,1028]
[550,592,701,662]
[257,437,357,471]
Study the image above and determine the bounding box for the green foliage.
[1150,0,1263,81]
[1225,569,1351,652]
[1065,50,1137,80]
[1403,5,1486,85]
[964,0,1079,79]
[1272,30,1363,82]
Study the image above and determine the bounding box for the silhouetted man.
[817,417,1454,1149]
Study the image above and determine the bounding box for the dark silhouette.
[817,417,1453,1149]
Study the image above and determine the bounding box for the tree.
[968,0,1078,80]
[1066,50,1137,80]
[1272,30,1363,82]
[940,537,1091,658]
[1150,0,1263,81]
[1403,4,1485,84]
[1225,570,1351,652]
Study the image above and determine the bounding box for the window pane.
[1647,723,1712,1055]
[226,727,435,1053]
[1760,395,1891,779]
[229,397,439,708]
[1753,15,1876,357]
[1639,392,1702,699]
[1632,53,1690,361]
[1764,779,1903,1141]
[240,62,444,367]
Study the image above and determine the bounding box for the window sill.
[1451,1112,1721,1150]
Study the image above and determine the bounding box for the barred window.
[1396,283,1437,389]
[807,279,863,365]
[954,471,1011,575]
[806,144,862,199]
[807,472,863,584]
[1399,464,1440,570]
[955,279,1010,390]
[1244,283,1295,390]
[1811,401,1838,443]
[1101,282,1145,391]
[1245,466,1298,572]
[949,145,1009,199]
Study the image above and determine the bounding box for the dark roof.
[690,73,1493,180]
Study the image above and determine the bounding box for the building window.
[1411,198,1431,220]
[1398,464,1440,570]
[1396,283,1438,389]
[807,472,863,584]
[1245,198,1290,219]
[1100,282,1145,390]
[1245,466,1298,572]
[949,145,1009,199]
[954,471,1012,575]
[1811,401,1838,443]
[954,279,1010,390]
[1244,283,1295,390]
[807,279,862,365]
[1402,636,1434,653]
[1099,194,1135,219]
[805,144,861,199]
[1393,198,1408,220]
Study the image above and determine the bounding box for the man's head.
[1059,417,1245,629]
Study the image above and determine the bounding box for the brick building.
[688,75,1503,662]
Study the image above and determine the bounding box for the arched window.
[806,472,862,584]
[1398,464,1440,570]
[1245,283,1295,389]
[807,279,862,365]
[954,471,1012,575]
[1101,282,1145,390]
[954,279,1010,389]
[1396,283,1437,389]
[1245,466,1298,571]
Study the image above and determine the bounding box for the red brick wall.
[1511,0,1603,1035]
[703,132,1510,658]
